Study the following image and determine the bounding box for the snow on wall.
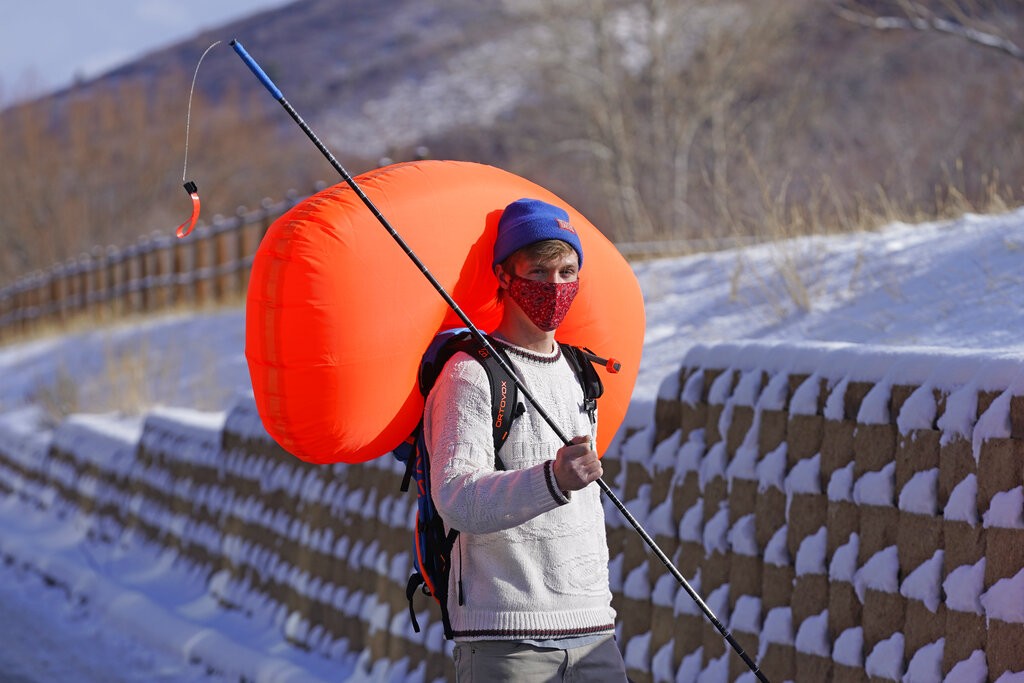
[614,342,1024,683]
[0,395,440,682]
[2,342,1024,682]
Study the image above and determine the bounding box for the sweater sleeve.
[423,353,568,535]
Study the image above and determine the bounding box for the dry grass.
[18,301,238,425]
[720,148,1020,319]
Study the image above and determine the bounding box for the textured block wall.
[2,342,1024,682]
[609,344,1024,683]
[0,402,449,682]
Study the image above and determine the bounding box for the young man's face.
[506,249,579,285]
[496,247,581,334]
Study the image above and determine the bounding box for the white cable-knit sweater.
[423,340,616,641]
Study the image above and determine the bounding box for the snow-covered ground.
[1,207,1023,680]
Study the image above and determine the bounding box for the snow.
[1,208,1024,678]
[865,633,904,680]
[678,499,704,544]
[623,630,652,670]
[943,558,986,615]
[832,627,863,667]
[898,468,939,515]
[852,461,895,507]
[854,546,899,601]
[789,374,822,416]
[827,461,855,503]
[945,650,987,683]
[784,452,821,496]
[727,513,758,557]
[945,474,980,524]
[904,638,944,683]
[980,567,1024,624]
[829,533,859,584]
[702,502,730,555]
[900,550,944,613]
[624,561,651,601]
[757,606,793,663]
[756,442,787,493]
[897,386,939,433]
[730,595,761,634]
[795,526,827,576]
[763,525,790,568]
[983,487,1024,529]
[794,609,829,657]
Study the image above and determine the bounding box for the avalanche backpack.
[392,328,611,639]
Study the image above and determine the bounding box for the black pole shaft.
[232,40,768,683]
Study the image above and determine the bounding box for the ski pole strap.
[176,181,201,238]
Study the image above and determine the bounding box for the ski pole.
[229,39,769,683]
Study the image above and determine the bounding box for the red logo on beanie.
[556,219,576,235]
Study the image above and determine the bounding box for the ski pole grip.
[230,40,283,100]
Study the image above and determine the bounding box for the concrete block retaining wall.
[0,341,1022,681]
[610,343,1024,683]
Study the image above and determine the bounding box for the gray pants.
[452,635,628,683]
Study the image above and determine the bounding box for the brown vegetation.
[434,0,1024,244]
[0,71,324,284]
[2,0,1024,286]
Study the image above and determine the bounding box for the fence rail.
[0,183,763,343]
[0,188,320,343]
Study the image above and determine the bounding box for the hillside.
[3,0,1024,282]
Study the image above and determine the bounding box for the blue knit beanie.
[493,198,583,269]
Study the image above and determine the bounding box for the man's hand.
[553,435,602,493]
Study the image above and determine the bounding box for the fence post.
[105,246,120,319]
[48,264,62,329]
[194,222,212,308]
[173,232,190,308]
[137,236,152,314]
[214,217,232,304]
[121,243,137,314]
[0,283,10,342]
[232,205,251,299]
[150,231,170,312]
[21,274,36,336]
[1,188,310,334]
[87,247,102,322]
[64,257,80,323]
[10,279,25,337]
[79,252,93,321]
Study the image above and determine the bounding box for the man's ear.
[494,263,511,290]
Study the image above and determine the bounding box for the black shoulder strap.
[441,332,522,470]
[559,344,605,425]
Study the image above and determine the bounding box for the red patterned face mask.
[508,275,579,332]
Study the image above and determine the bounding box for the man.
[423,198,627,682]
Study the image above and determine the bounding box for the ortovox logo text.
[495,380,508,428]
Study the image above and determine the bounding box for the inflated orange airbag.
[246,160,644,464]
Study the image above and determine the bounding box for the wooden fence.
[0,186,324,343]
[0,182,756,345]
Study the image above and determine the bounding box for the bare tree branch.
[835,1,1024,60]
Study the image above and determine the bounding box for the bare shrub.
[0,71,320,285]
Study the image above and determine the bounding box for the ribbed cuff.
[544,460,571,505]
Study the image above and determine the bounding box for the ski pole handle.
[230,40,283,100]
